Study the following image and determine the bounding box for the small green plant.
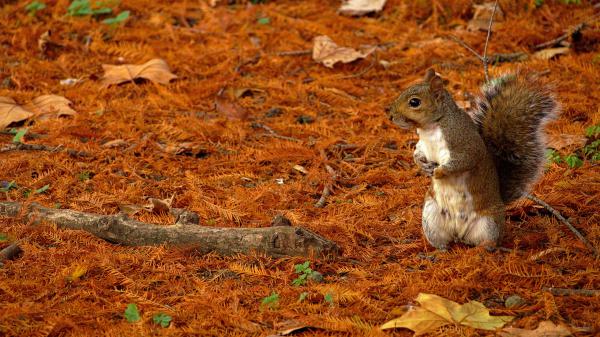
[12,129,27,144]
[257,17,270,25]
[298,291,309,302]
[25,1,46,16]
[67,0,112,17]
[102,10,129,25]
[583,139,600,161]
[546,149,562,164]
[124,303,141,323]
[0,181,17,193]
[78,171,91,181]
[564,154,583,168]
[0,233,8,242]
[152,312,172,328]
[261,292,279,310]
[35,184,50,194]
[292,261,315,286]
[324,292,334,305]
[585,124,600,138]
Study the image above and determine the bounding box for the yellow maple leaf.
[380,305,451,335]
[381,293,513,335]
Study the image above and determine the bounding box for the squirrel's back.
[472,74,559,204]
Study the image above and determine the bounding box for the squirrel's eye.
[409,98,421,108]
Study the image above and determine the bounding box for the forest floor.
[1,0,599,336]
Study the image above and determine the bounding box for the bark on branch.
[0,202,339,258]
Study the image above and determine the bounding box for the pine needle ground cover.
[1,0,599,336]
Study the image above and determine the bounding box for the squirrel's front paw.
[414,153,438,177]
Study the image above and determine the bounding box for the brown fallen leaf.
[467,2,504,32]
[380,305,450,335]
[118,204,145,216]
[101,58,177,86]
[215,96,248,120]
[144,197,172,214]
[25,95,77,120]
[312,35,375,68]
[533,47,569,60]
[102,139,128,148]
[338,0,387,16]
[0,97,34,129]
[499,321,572,337]
[547,133,587,150]
[381,293,513,335]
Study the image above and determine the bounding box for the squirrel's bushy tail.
[472,74,559,204]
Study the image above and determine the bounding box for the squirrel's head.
[387,69,448,129]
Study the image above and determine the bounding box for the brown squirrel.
[387,69,558,250]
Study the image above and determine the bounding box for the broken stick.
[0,202,339,258]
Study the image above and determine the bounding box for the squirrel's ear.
[429,73,445,96]
[423,68,436,82]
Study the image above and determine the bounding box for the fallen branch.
[275,49,312,56]
[543,287,600,297]
[0,202,339,258]
[0,143,91,157]
[314,164,336,208]
[526,193,598,257]
[0,241,23,263]
[0,130,46,139]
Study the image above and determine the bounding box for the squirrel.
[387,69,558,250]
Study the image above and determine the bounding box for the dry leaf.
[0,97,34,129]
[118,204,144,216]
[26,95,77,120]
[338,0,387,16]
[381,293,513,335]
[312,35,375,68]
[380,305,451,335]
[66,265,88,282]
[102,139,128,148]
[144,197,172,214]
[215,96,248,120]
[468,2,504,32]
[499,321,572,337]
[293,165,308,174]
[534,47,569,60]
[101,58,177,86]
[547,133,587,150]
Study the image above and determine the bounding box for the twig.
[543,287,600,297]
[252,123,301,142]
[314,164,337,208]
[482,0,498,83]
[0,201,339,257]
[0,130,46,139]
[447,35,485,62]
[0,143,91,157]
[489,52,528,64]
[275,49,312,56]
[526,193,598,257]
[534,22,586,50]
[337,53,377,80]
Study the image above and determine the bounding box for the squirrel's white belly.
[416,126,475,231]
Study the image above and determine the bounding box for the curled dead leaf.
[144,197,173,214]
[0,97,34,129]
[101,58,177,86]
[338,0,387,16]
[533,47,569,60]
[312,35,375,68]
[102,139,128,148]
[25,95,77,120]
[381,293,513,335]
[499,321,572,337]
[215,96,248,120]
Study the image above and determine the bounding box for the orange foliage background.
[1,0,599,336]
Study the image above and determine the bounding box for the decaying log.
[0,202,339,258]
